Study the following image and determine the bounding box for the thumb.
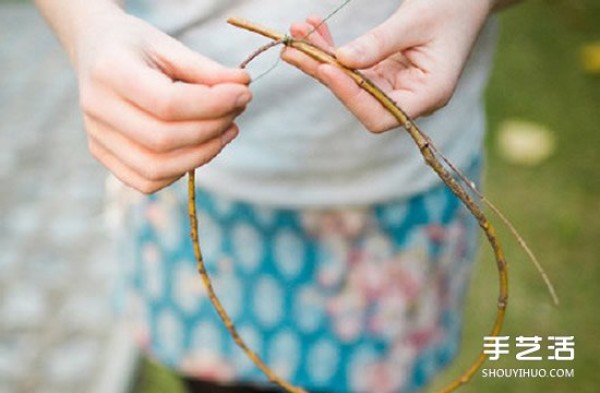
[336,8,420,69]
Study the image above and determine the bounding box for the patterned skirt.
[117,159,481,393]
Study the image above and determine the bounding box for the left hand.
[282,0,494,133]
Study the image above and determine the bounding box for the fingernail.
[221,127,238,145]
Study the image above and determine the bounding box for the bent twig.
[187,170,308,393]
[185,16,555,393]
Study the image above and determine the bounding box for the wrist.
[35,0,125,67]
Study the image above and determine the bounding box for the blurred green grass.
[430,0,600,392]
[134,1,600,392]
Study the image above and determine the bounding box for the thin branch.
[226,17,509,393]
[187,170,308,393]
[239,39,284,69]
[185,16,557,393]
[428,143,559,306]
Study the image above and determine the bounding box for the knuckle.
[206,117,233,140]
[433,78,456,110]
[204,149,220,165]
[139,160,165,182]
[195,145,221,168]
[88,52,119,84]
[367,29,387,55]
[87,139,101,160]
[427,95,450,115]
[154,92,180,120]
[87,59,105,82]
[194,152,212,169]
[414,84,455,119]
[134,179,160,195]
[147,129,174,152]
[440,93,452,108]
[437,86,454,108]
[78,86,97,115]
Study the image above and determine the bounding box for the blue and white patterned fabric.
[116,157,481,393]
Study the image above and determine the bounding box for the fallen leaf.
[496,120,556,166]
[580,42,600,74]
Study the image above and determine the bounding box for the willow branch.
[185,16,557,393]
[187,170,307,393]
[227,17,509,393]
[429,146,559,306]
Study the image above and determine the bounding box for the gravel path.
[0,4,138,393]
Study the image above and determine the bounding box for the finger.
[82,87,241,152]
[88,137,180,194]
[336,5,424,69]
[290,21,334,52]
[150,33,251,86]
[86,115,239,182]
[305,15,335,47]
[117,69,251,121]
[284,51,441,122]
[281,46,327,84]
[283,22,334,80]
[387,75,456,118]
[317,64,399,132]
[382,54,460,118]
[91,53,252,122]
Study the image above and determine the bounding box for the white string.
[246,0,353,83]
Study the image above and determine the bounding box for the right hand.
[74,9,251,194]
[283,0,492,133]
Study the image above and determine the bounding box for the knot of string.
[242,0,352,82]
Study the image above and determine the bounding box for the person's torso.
[127,0,497,207]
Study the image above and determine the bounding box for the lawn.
[430,1,600,392]
[135,1,600,392]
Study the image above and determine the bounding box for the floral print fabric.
[118,159,481,393]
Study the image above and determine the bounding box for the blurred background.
[0,0,598,392]
[0,2,138,393]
